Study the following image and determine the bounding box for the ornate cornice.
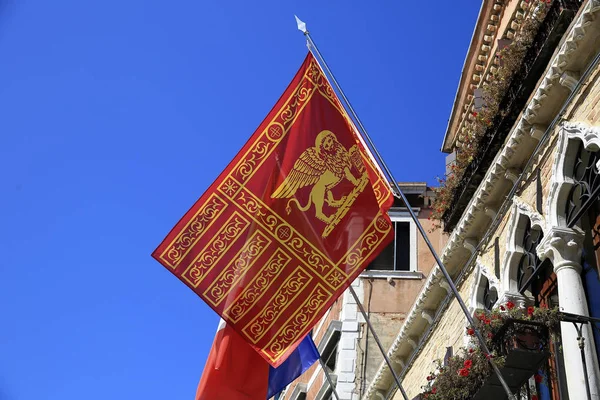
[364,1,600,398]
[443,0,539,152]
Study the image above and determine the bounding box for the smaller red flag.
[196,320,269,400]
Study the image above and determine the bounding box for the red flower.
[500,305,506,311]
[485,353,494,360]
[528,306,535,316]
[467,328,475,336]
[426,375,433,381]
[469,348,475,353]
[487,332,494,339]
[532,396,538,400]
[534,374,543,383]
[458,367,470,377]
[484,318,491,325]
[506,301,515,310]
[464,359,473,368]
[432,387,437,394]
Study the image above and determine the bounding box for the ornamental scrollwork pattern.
[242,268,311,343]
[204,232,270,306]
[181,213,249,288]
[160,195,227,268]
[224,250,292,323]
[263,285,329,363]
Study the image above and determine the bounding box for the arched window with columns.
[543,122,600,399]
[470,264,499,314]
[502,198,546,303]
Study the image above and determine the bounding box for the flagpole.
[319,359,342,400]
[295,16,516,400]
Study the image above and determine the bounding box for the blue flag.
[267,335,320,398]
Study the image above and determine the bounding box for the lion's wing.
[271,147,325,199]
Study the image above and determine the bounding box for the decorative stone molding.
[364,3,600,398]
[468,261,501,314]
[497,290,531,308]
[407,337,418,350]
[463,237,478,253]
[502,196,545,294]
[530,124,546,140]
[505,168,521,183]
[559,70,580,90]
[485,206,498,219]
[421,309,435,325]
[392,356,406,368]
[547,122,600,228]
[438,278,452,294]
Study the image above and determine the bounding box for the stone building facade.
[277,183,444,400]
[363,1,600,399]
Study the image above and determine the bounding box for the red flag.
[153,53,394,367]
[196,320,269,400]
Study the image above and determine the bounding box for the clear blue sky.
[0,1,480,399]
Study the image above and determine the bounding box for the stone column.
[538,227,600,399]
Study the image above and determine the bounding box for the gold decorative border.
[232,187,334,275]
[242,267,311,344]
[223,249,292,323]
[181,211,250,288]
[230,78,316,186]
[159,194,227,269]
[337,212,392,275]
[203,230,271,307]
[262,283,330,363]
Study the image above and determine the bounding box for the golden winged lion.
[271,130,366,224]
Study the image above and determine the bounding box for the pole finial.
[294,15,307,34]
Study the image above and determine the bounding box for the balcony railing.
[474,312,600,400]
[442,0,581,232]
[473,319,551,399]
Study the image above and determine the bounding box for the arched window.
[516,218,545,298]
[564,140,600,228]
[482,276,498,311]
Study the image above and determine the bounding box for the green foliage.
[430,1,552,230]
[418,302,560,399]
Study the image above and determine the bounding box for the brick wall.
[393,270,478,399]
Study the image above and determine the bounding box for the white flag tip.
[294,15,307,33]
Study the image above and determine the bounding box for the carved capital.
[498,291,532,308]
[537,227,584,273]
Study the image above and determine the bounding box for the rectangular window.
[367,212,416,272]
